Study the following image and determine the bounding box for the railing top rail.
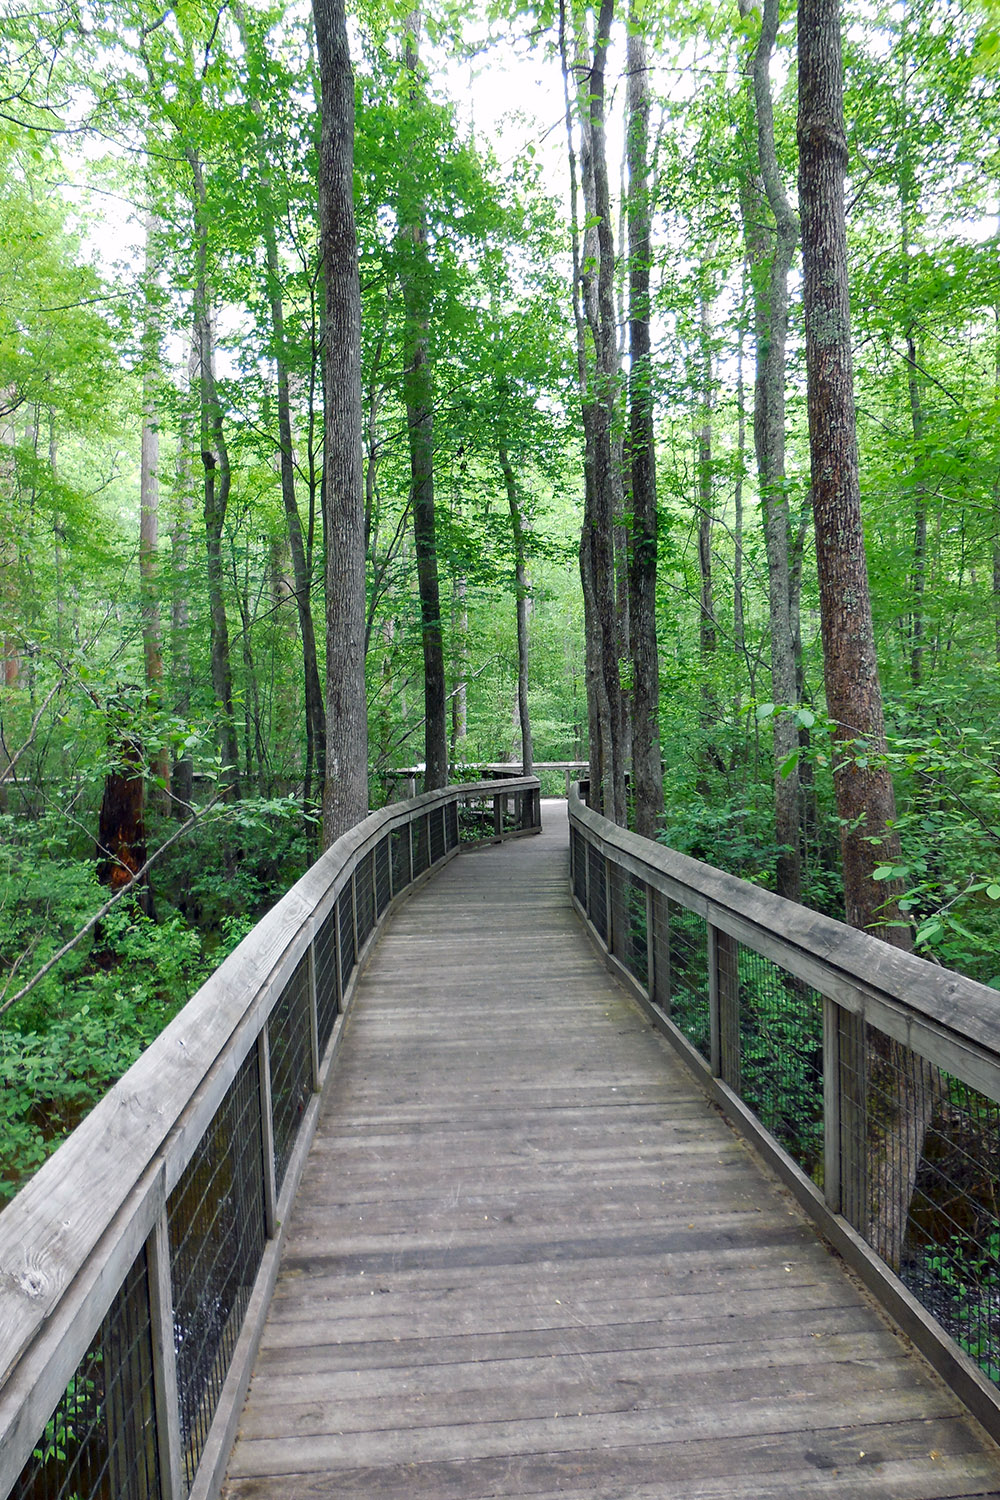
[569,784,1000,1081]
[0,777,536,1401]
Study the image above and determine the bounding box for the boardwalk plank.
[222,801,1000,1499]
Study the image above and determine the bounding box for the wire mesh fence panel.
[649,889,671,1012]
[412,813,429,875]
[666,901,709,1061]
[11,1247,161,1500]
[833,1019,1000,1386]
[457,796,494,844]
[355,857,375,950]
[269,952,313,1193]
[337,885,355,996]
[899,1069,1000,1384]
[571,828,587,907]
[621,874,649,989]
[167,1049,267,1491]
[313,907,339,1054]
[608,863,626,965]
[735,944,823,1180]
[374,836,391,916]
[390,826,411,892]
[586,845,607,945]
[429,806,446,863]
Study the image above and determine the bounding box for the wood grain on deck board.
[223,801,1000,1499]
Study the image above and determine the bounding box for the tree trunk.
[625,19,663,839]
[96,704,152,921]
[314,0,369,842]
[398,11,447,793]
[499,439,533,774]
[450,574,468,757]
[741,0,802,904]
[798,0,933,1273]
[564,0,625,824]
[140,212,171,815]
[187,150,241,797]
[236,3,326,805]
[170,341,196,814]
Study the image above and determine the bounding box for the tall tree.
[398,10,448,792]
[314,0,369,841]
[740,0,802,904]
[625,14,663,839]
[187,148,241,796]
[798,0,933,1271]
[561,0,626,825]
[235,4,326,808]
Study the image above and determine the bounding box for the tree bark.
[566,0,625,824]
[741,0,802,904]
[398,11,447,793]
[625,19,663,840]
[170,341,196,813]
[140,211,170,814]
[499,439,533,774]
[236,3,326,805]
[314,0,369,842]
[187,150,241,797]
[798,0,933,1273]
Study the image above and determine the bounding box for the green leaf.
[755,702,775,721]
[987,885,1000,901]
[795,707,816,729]
[778,750,800,780]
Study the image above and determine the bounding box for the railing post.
[715,927,740,1092]
[350,867,360,956]
[832,1002,867,1233]
[148,1202,184,1500]
[307,924,321,1091]
[407,816,414,885]
[823,995,842,1214]
[584,831,591,917]
[493,793,503,842]
[333,893,344,1016]
[604,855,613,953]
[257,1029,278,1237]
[649,888,671,1011]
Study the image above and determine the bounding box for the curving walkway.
[223,801,1000,1499]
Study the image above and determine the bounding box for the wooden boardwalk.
[223,803,1000,1500]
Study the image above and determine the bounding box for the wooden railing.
[0,778,540,1500]
[383,761,589,799]
[569,784,1000,1440]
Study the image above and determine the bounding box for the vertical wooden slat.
[838,1006,868,1234]
[332,894,344,1016]
[708,924,722,1078]
[716,929,740,1093]
[823,995,842,1215]
[257,1029,277,1239]
[605,855,614,955]
[651,889,672,1013]
[307,926,321,1091]
[148,1202,183,1500]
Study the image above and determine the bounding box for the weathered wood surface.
[223,803,1000,1500]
